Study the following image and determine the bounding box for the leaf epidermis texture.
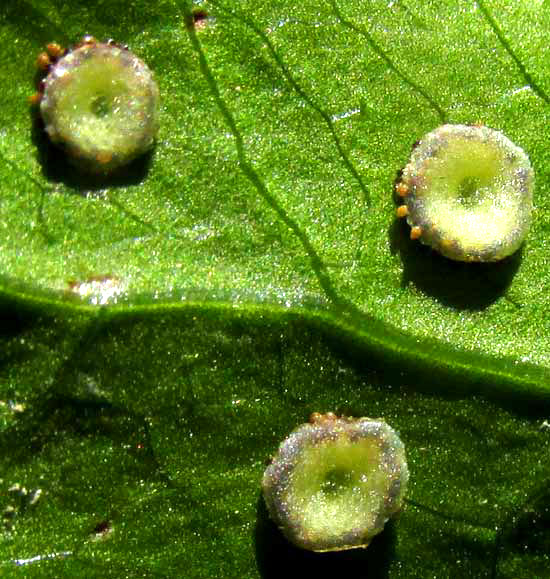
[1,1,550,577]
[0,1,549,364]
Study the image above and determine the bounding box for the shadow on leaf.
[30,110,155,194]
[255,494,395,578]
[498,484,550,555]
[388,216,522,311]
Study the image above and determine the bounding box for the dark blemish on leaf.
[186,9,209,29]
[93,520,110,533]
[90,519,114,542]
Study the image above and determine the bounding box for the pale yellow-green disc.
[262,415,408,552]
[40,42,159,174]
[402,124,534,261]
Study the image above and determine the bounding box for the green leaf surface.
[1,0,550,576]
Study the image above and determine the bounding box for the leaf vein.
[476,0,550,106]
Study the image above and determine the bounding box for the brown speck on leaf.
[91,519,114,541]
[187,9,209,29]
[93,520,111,534]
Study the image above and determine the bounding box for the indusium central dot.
[32,37,160,174]
[395,124,534,262]
[262,412,409,552]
